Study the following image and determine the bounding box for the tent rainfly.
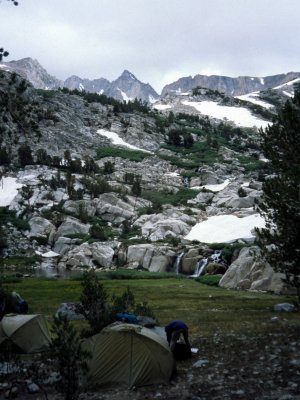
[0,314,51,353]
[82,323,175,388]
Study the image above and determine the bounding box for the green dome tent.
[82,323,175,388]
[0,314,51,353]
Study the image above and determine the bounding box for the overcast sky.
[1,0,300,93]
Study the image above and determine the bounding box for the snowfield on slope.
[185,214,265,243]
[97,129,153,153]
[235,92,274,109]
[182,100,270,128]
[0,177,23,206]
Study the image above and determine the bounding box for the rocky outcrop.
[63,200,97,218]
[95,193,136,225]
[134,209,196,242]
[28,216,55,239]
[55,217,90,240]
[219,246,294,294]
[126,244,176,272]
[58,242,117,269]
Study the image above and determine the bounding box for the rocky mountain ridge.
[161,71,300,97]
[1,57,300,102]
[0,58,159,103]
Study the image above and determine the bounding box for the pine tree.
[255,87,300,302]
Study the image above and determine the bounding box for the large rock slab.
[219,246,294,294]
[126,244,176,272]
[63,199,97,217]
[55,216,90,239]
[134,209,196,242]
[28,216,55,239]
[95,192,135,224]
[58,242,116,269]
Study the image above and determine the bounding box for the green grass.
[141,188,197,206]
[159,142,220,167]
[96,147,150,162]
[4,276,299,338]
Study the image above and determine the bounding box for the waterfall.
[211,250,221,263]
[190,258,208,278]
[174,252,184,274]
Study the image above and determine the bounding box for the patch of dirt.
[1,324,300,400]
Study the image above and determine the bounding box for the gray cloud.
[1,0,300,93]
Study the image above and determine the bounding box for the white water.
[174,252,184,274]
[190,258,208,278]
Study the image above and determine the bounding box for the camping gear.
[173,342,192,360]
[0,291,28,320]
[0,314,51,353]
[82,323,175,388]
[115,312,138,324]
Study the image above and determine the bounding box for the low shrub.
[195,275,222,286]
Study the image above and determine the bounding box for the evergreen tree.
[50,314,90,400]
[18,144,33,167]
[0,147,10,165]
[131,176,142,197]
[76,270,111,334]
[255,88,300,302]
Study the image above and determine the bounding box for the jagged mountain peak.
[1,57,63,89]
[119,69,138,81]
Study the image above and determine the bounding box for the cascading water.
[190,258,208,278]
[210,250,221,263]
[174,252,184,274]
[189,250,222,278]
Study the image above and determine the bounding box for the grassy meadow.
[4,272,300,340]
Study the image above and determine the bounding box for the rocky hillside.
[0,66,294,295]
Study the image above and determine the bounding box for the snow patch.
[273,78,300,90]
[185,214,265,243]
[153,104,172,110]
[260,77,265,85]
[283,91,293,98]
[79,83,84,92]
[0,177,23,206]
[148,95,157,104]
[165,172,180,177]
[97,129,153,153]
[191,179,230,193]
[182,100,270,128]
[118,89,132,102]
[236,92,274,109]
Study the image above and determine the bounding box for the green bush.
[96,147,150,162]
[0,207,30,231]
[30,236,48,246]
[195,275,222,286]
[141,188,196,206]
[238,187,247,197]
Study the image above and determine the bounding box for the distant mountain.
[0,57,63,89]
[64,75,111,94]
[1,57,300,102]
[0,58,159,103]
[161,72,300,97]
[105,70,159,103]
